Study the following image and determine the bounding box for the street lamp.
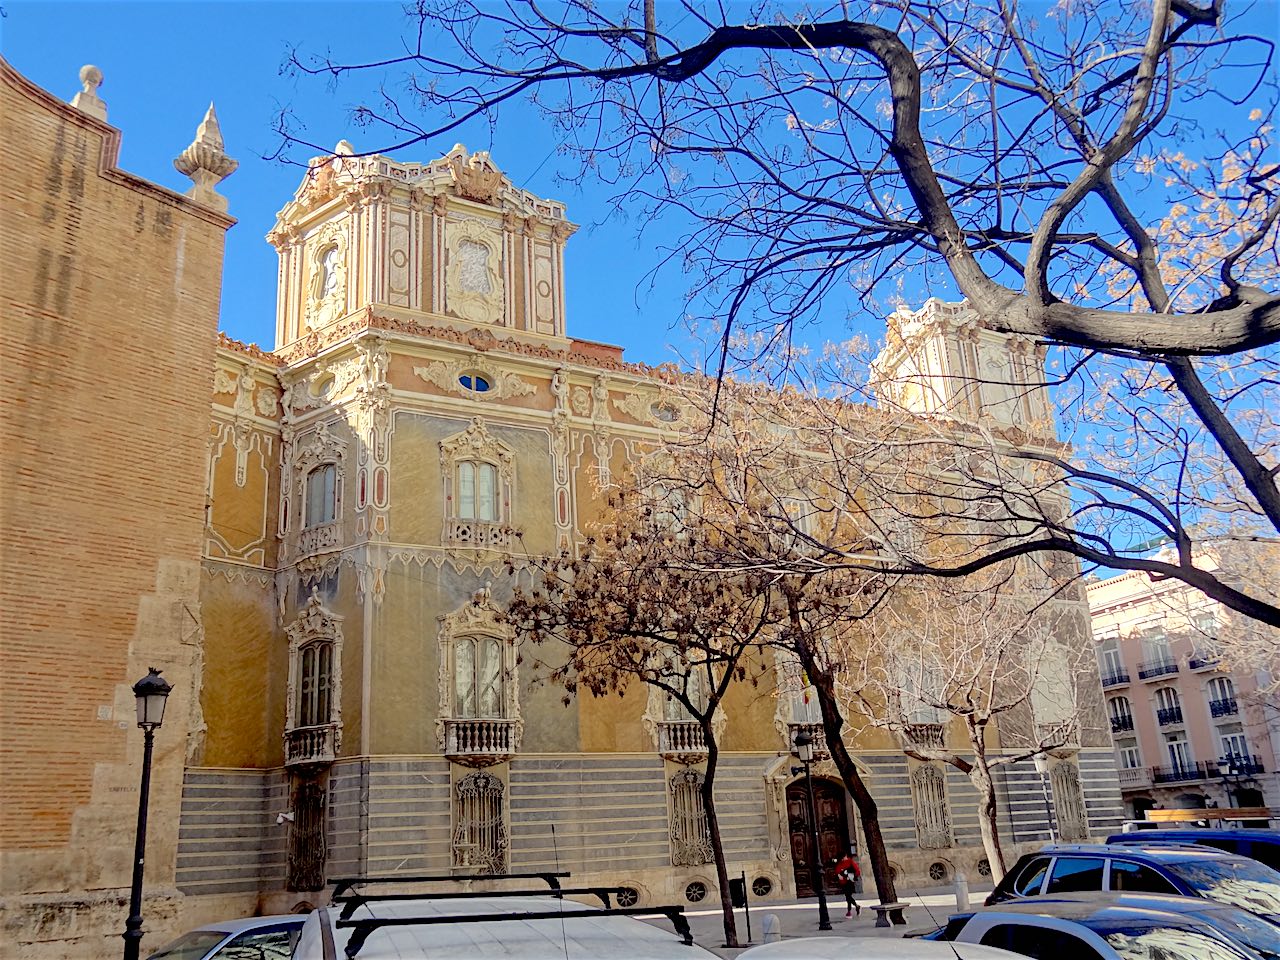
[123,667,171,960]
[1217,754,1247,808]
[793,729,832,931]
[1032,754,1056,842]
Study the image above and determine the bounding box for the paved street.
[641,883,995,957]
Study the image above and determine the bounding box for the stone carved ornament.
[413,358,535,401]
[284,588,345,743]
[612,390,687,427]
[305,220,350,329]
[434,584,523,755]
[445,217,505,326]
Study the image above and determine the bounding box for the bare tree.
[505,485,780,948]
[842,564,1088,881]
[279,0,1279,625]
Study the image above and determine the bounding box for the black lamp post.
[123,667,171,960]
[793,729,832,931]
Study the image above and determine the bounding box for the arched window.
[298,640,333,728]
[318,245,340,299]
[1208,676,1236,702]
[1155,686,1183,726]
[452,771,507,874]
[1108,696,1132,721]
[305,463,337,528]
[455,635,504,718]
[457,461,499,521]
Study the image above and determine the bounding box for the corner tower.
[267,143,577,349]
[871,298,1053,435]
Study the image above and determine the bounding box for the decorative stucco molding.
[445,217,505,325]
[413,358,536,400]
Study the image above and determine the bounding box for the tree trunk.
[701,730,739,947]
[793,637,899,905]
[966,724,1007,883]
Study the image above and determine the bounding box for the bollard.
[954,870,970,912]
[761,913,783,943]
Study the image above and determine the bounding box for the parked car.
[737,939,1022,958]
[933,894,1279,959]
[986,843,1280,922]
[1107,829,1280,871]
[293,892,714,959]
[145,915,305,960]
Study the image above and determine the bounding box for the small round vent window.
[751,876,773,898]
[615,887,639,907]
[459,373,491,393]
[684,881,707,903]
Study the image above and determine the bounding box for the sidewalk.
[646,883,994,958]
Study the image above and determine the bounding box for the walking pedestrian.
[833,849,861,918]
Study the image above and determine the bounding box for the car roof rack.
[335,885,627,921]
[331,871,570,900]
[335,904,694,958]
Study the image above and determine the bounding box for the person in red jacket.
[833,849,861,918]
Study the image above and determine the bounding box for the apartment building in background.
[1089,555,1280,821]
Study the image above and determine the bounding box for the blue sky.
[2,1,725,365]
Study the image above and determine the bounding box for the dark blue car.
[1107,829,1280,871]
[986,843,1280,923]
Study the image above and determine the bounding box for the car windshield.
[1189,907,1280,960]
[1101,921,1251,960]
[146,930,226,960]
[1166,858,1280,916]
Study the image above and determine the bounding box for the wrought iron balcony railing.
[1210,754,1266,778]
[1152,762,1207,784]
[1110,715,1135,733]
[1100,671,1131,688]
[1138,659,1180,680]
[1189,654,1221,671]
[1209,698,1239,718]
[1156,706,1184,726]
[285,722,339,766]
[443,718,519,765]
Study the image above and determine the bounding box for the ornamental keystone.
[173,102,238,212]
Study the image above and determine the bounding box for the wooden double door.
[786,777,851,898]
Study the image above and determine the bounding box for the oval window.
[650,402,679,423]
[459,373,491,393]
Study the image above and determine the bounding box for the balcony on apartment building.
[1118,767,1152,790]
[658,719,708,761]
[1208,754,1267,778]
[285,722,339,766]
[1138,658,1180,680]
[1100,670,1131,689]
[442,717,520,764]
[298,520,342,557]
[1209,697,1239,718]
[1152,761,1209,784]
[1156,706,1185,726]
[1110,715,1135,733]
[1189,654,1222,671]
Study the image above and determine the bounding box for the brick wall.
[0,56,231,950]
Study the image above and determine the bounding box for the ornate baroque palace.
[1,61,1122,954]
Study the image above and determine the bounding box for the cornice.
[2,57,235,230]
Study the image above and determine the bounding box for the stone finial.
[173,102,238,213]
[70,64,107,122]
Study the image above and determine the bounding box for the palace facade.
[2,60,1123,957]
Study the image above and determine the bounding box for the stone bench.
[869,902,910,928]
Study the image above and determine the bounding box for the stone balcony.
[285,722,339,766]
[447,519,512,549]
[443,717,519,766]
[1117,766,1152,791]
[298,520,341,556]
[903,722,945,749]
[787,722,828,759]
[657,720,707,762]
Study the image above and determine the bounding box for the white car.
[293,893,717,959]
[738,938,1022,958]
[145,915,305,960]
